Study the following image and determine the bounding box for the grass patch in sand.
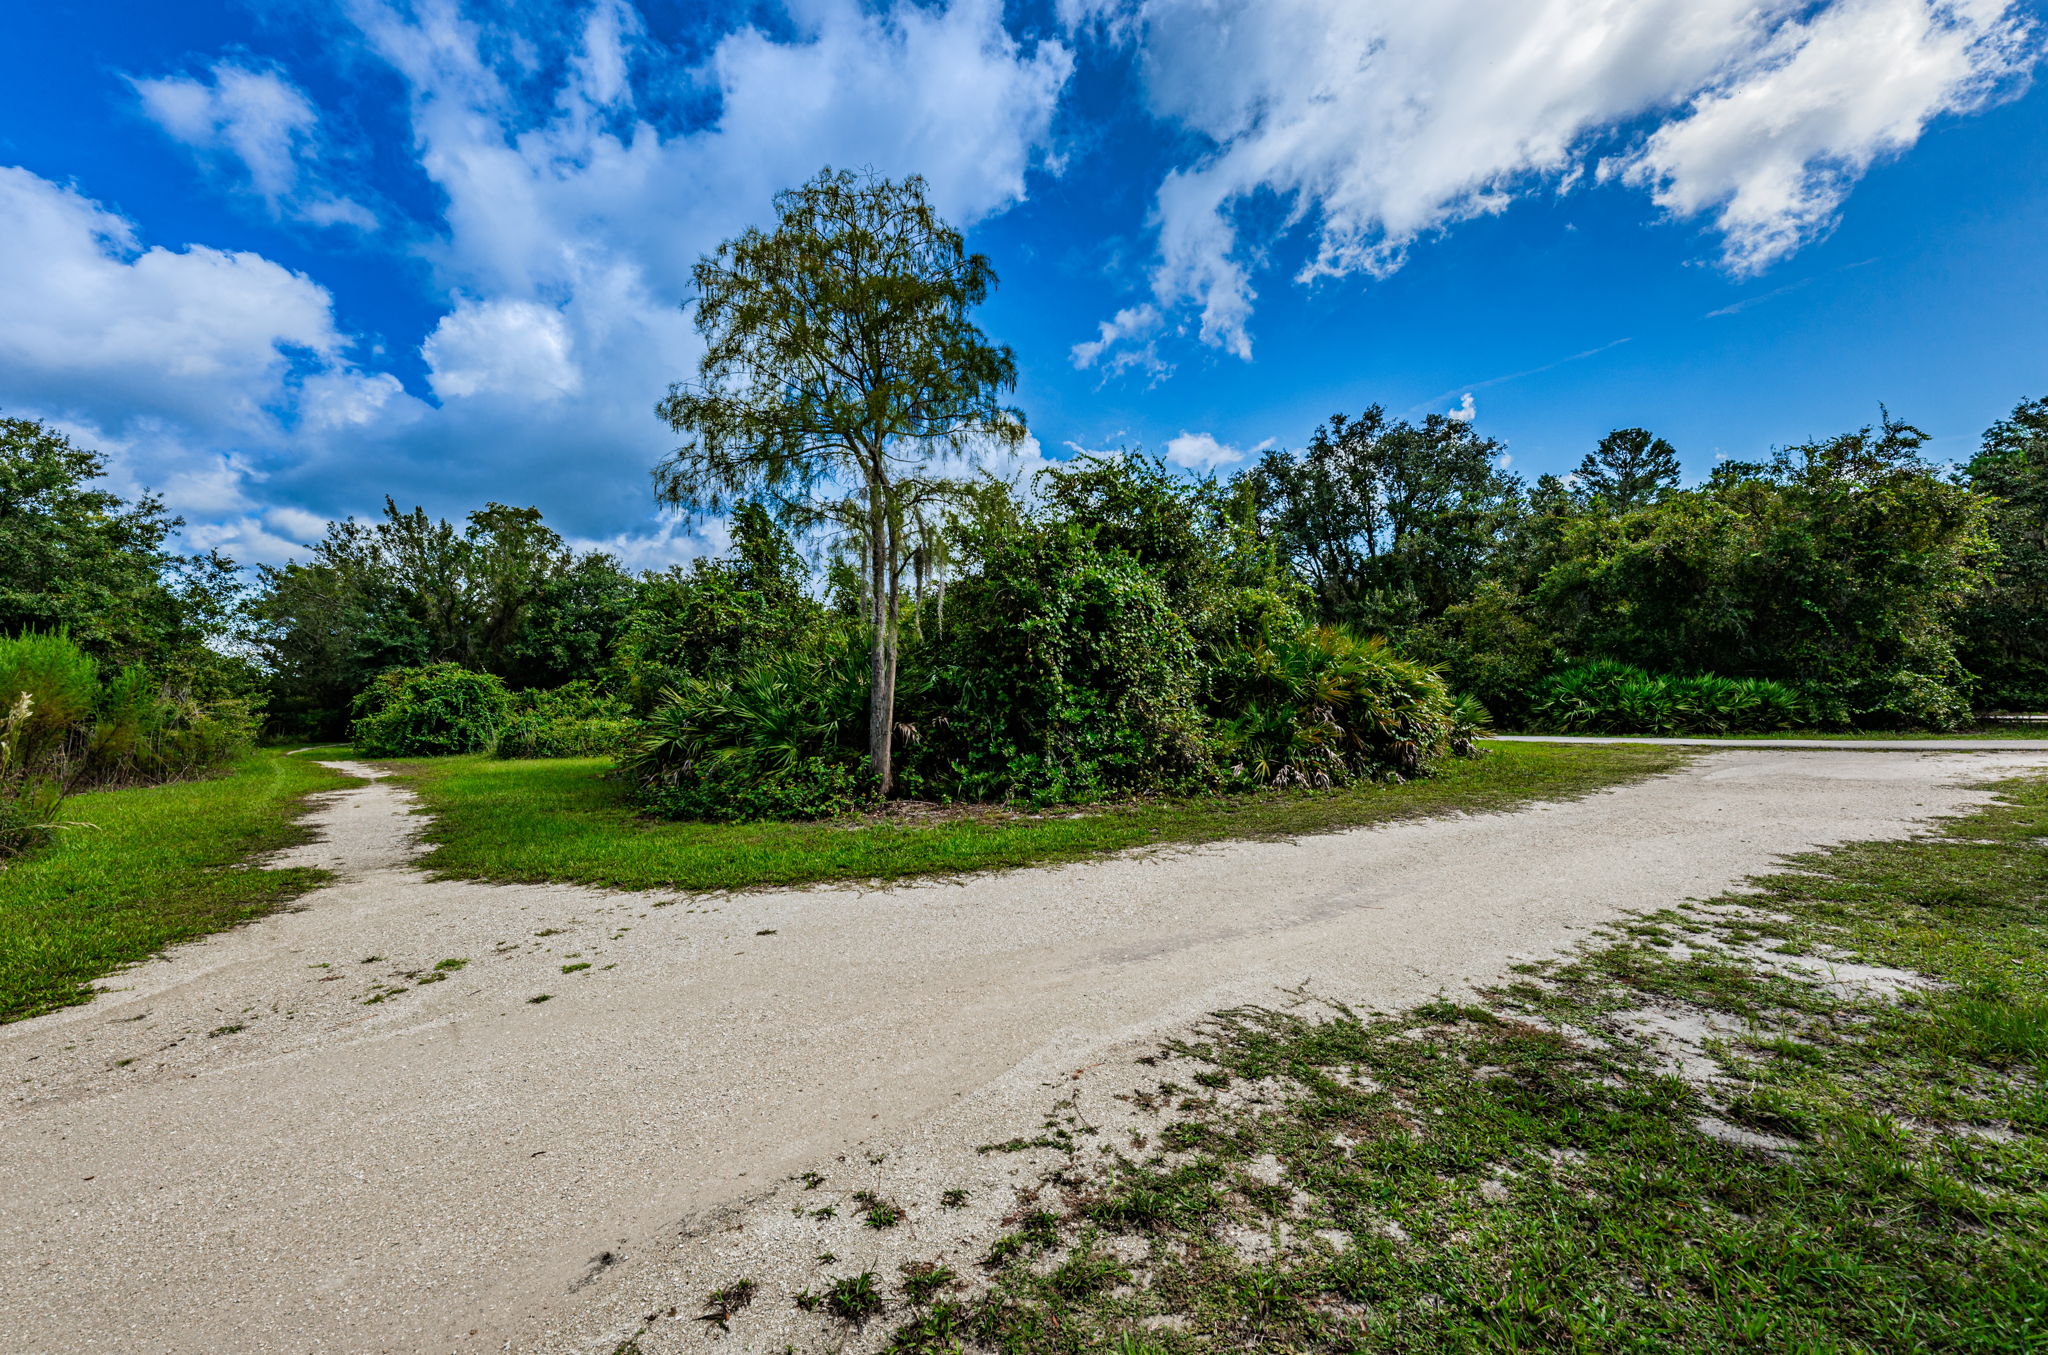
[0,751,359,1023]
[851,773,2048,1353]
[384,742,1687,895]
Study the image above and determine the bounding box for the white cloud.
[1447,393,1477,423]
[1163,430,1271,472]
[1074,0,2036,361]
[564,516,726,574]
[264,505,332,543]
[0,167,391,437]
[310,0,1073,535]
[0,167,417,560]
[132,62,375,228]
[1616,0,2034,273]
[1069,302,1168,382]
[423,298,582,401]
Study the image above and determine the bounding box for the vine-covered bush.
[350,663,510,756]
[904,530,1212,804]
[495,681,633,759]
[1530,661,1811,735]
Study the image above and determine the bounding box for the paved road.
[4,748,2044,1354]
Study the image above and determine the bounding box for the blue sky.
[2,0,2043,566]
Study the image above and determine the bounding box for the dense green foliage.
[1531,660,1810,735]
[1,417,248,690]
[623,632,874,821]
[611,503,821,713]
[1960,396,2048,709]
[349,663,511,758]
[1266,412,1996,730]
[0,633,257,858]
[621,456,1464,818]
[907,522,1212,803]
[495,681,633,759]
[252,499,637,736]
[1246,406,1517,633]
[1521,419,1985,728]
[1209,627,1459,783]
[1236,405,1990,732]
[0,419,257,854]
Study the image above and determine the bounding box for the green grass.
[0,750,359,1023]
[861,773,2048,1353]
[382,743,1688,894]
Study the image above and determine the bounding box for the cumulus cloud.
[0,167,395,440]
[1446,393,1477,424]
[0,171,417,560]
[1073,0,2036,361]
[318,0,1071,541]
[1163,430,1271,472]
[423,298,582,401]
[132,61,376,229]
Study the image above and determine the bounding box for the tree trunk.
[866,470,894,795]
[883,509,900,791]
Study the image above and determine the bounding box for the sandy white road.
[3,748,2041,1354]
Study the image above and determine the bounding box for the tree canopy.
[1960,395,2048,707]
[1573,427,1680,510]
[0,415,245,690]
[1247,405,1519,632]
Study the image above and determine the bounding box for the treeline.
[1250,401,2047,728]
[1,417,261,855]
[255,466,1480,818]
[239,393,2045,820]
[3,389,2043,833]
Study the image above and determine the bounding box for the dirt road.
[4,749,2042,1353]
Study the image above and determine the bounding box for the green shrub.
[903,531,1212,804]
[1447,694,1493,757]
[621,633,874,821]
[350,663,510,757]
[0,632,99,769]
[82,666,258,785]
[636,754,875,823]
[0,633,256,856]
[1405,579,1559,728]
[495,681,634,759]
[1208,626,1455,787]
[1531,661,1813,735]
[1517,421,1986,731]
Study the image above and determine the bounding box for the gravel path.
[4,749,2043,1354]
[1488,734,2048,751]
